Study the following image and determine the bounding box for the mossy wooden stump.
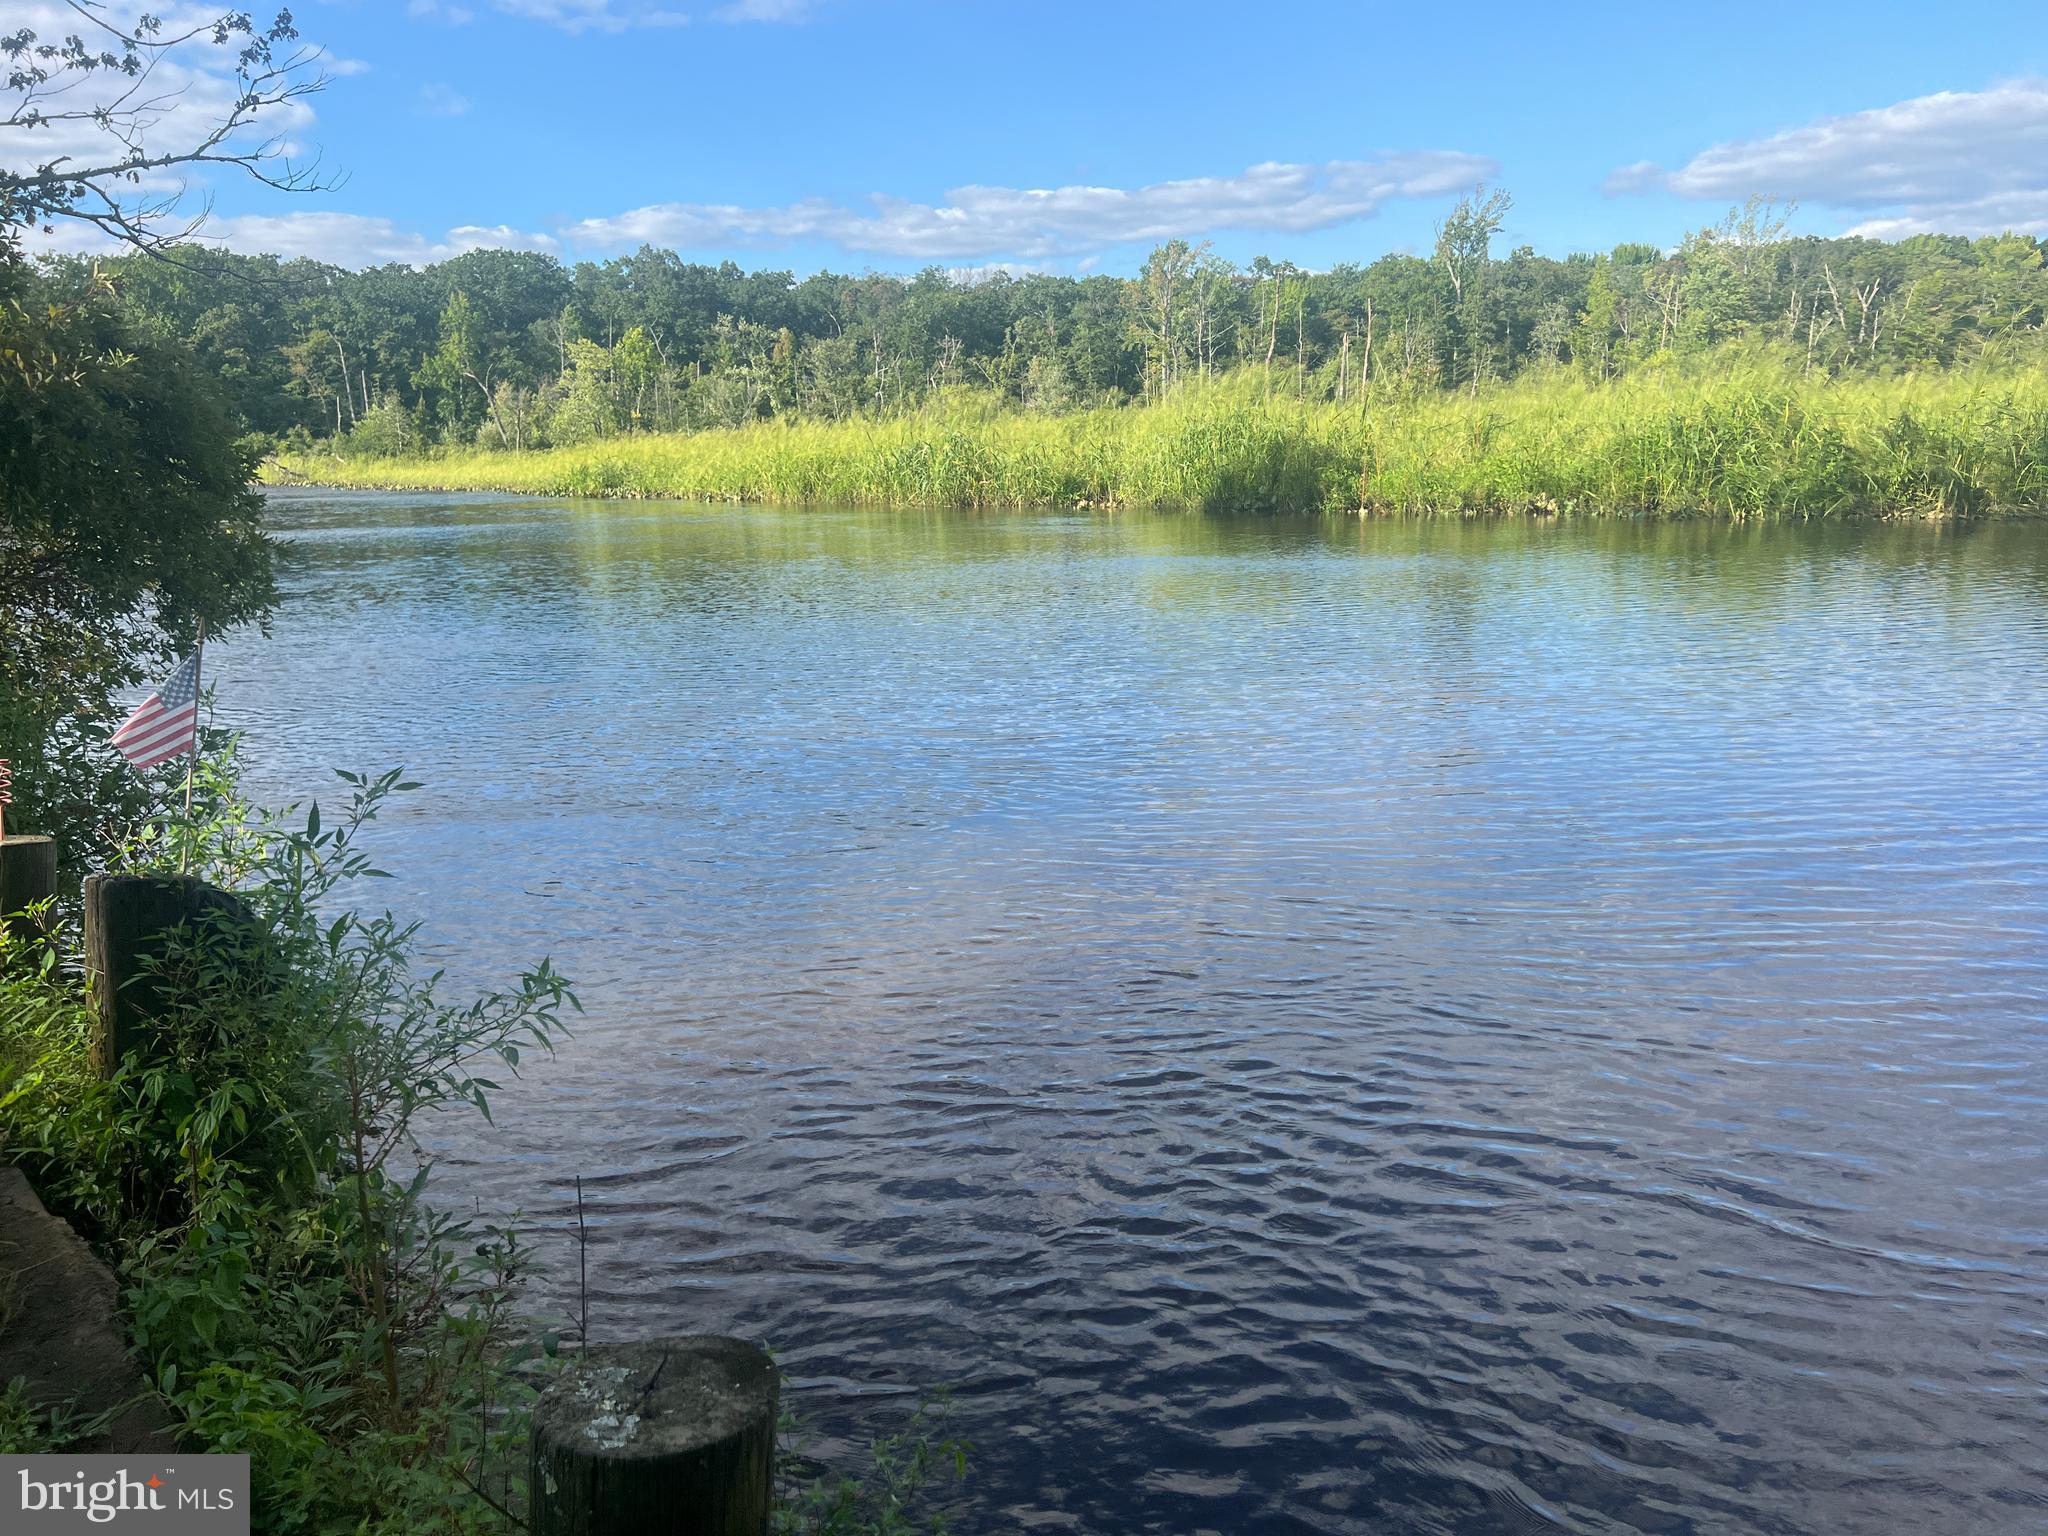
[0,834,57,945]
[531,1336,778,1536]
[83,873,255,1074]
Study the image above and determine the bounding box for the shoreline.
[262,471,2043,520]
[263,364,2048,521]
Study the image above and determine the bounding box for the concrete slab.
[0,1166,178,1453]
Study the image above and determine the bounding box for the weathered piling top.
[530,1335,780,1536]
[535,1337,777,1460]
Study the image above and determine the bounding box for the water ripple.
[225,495,2048,1533]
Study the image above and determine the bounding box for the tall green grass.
[271,358,2048,519]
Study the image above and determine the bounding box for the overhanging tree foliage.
[0,253,276,867]
[1,5,325,866]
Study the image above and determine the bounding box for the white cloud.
[416,83,472,117]
[14,221,123,256]
[193,212,556,267]
[1609,79,2048,238]
[1600,161,1664,197]
[26,210,560,267]
[564,153,1497,261]
[715,0,813,20]
[1842,193,2048,241]
[16,145,1493,270]
[497,0,689,28]
[411,0,688,30]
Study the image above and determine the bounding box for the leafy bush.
[0,743,574,1529]
[0,1378,119,1452]
[776,1393,971,1536]
[339,398,423,461]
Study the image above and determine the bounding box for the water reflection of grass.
[273,360,2048,520]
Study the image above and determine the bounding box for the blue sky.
[17,0,2048,272]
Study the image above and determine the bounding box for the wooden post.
[82,873,250,1075]
[531,1336,779,1536]
[0,834,58,945]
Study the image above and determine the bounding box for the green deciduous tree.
[1435,185,1512,391]
[0,255,275,869]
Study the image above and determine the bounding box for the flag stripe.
[111,706,186,747]
[110,696,193,736]
[124,736,196,770]
[113,708,196,760]
[109,648,203,770]
[111,700,193,745]
[117,727,195,768]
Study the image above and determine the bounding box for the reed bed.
[271,361,2048,519]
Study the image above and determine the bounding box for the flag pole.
[182,617,205,876]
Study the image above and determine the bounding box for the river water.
[221,490,2048,1534]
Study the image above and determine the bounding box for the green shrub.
[0,745,575,1531]
[776,1393,970,1536]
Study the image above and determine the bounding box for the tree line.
[36,191,2048,458]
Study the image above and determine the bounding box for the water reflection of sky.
[216,492,2048,1534]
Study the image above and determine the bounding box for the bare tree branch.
[1,5,334,252]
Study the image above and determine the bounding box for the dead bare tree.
[1820,263,1850,336]
[1851,275,1885,357]
[1361,296,1374,395]
[1805,309,1834,374]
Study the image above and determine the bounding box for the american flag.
[110,650,203,770]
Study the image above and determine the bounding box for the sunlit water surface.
[222,491,2048,1534]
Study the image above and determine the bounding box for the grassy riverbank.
[270,357,2048,519]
